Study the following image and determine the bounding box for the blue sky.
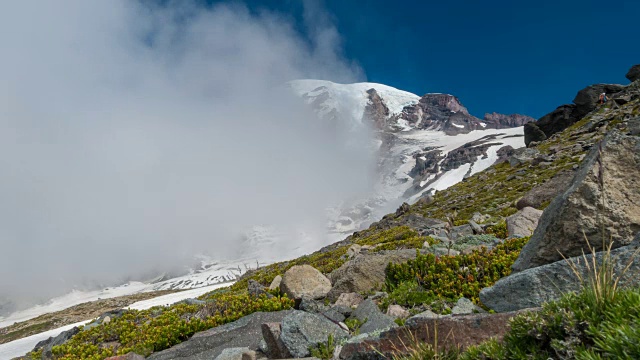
[208,0,639,118]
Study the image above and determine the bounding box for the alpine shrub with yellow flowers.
[384,237,528,308]
[47,292,293,360]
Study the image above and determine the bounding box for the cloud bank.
[0,0,372,308]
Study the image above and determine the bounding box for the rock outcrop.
[483,113,535,128]
[280,265,332,301]
[627,64,640,82]
[481,243,640,312]
[350,299,397,334]
[524,84,625,146]
[33,327,80,360]
[339,311,523,359]
[148,311,294,360]
[513,130,640,271]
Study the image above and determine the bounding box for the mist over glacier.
[0,0,375,308]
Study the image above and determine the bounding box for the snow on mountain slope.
[289,79,421,126]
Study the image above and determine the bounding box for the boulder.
[508,147,540,167]
[248,280,272,298]
[33,326,80,360]
[261,322,292,359]
[148,311,294,360]
[280,311,348,358]
[481,243,640,312]
[449,224,473,240]
[281,265,332,301]
[339,311,523,360]
[350,299,397,334]
[450,297,486,315]
[627,64,640,82]
[525,105,576,147]
[523,123,547,147]
[513,130,640,271]
[516,170,574,210]
[327,250,416,301]
[385,305,410,319]
[299,298,329,313]
[333,292,364,308]
[269,275,282,291]
[506,207,543,238]
[347,244,362,259]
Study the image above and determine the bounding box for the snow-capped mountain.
[289,79,534,234]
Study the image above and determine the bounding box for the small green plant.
[309,334,336,360]
[344,318,363,334]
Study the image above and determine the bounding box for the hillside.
[5,64,640,360]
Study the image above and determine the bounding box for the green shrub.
[486,221,508,239]
[309,334,336,360]
[385,237,528,305]
[50,293,294,360]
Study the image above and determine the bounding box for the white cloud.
[0,0,371,309]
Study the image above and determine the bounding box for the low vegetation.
[45,292,293,360]
[383,237,528,310]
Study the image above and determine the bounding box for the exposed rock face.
[350,299,397,334]
[513,130,640,271]
[327,250,417,301]
[516,170,575,210]
[280,265,332,301]
[148,311,294,360]
[363,88,390,129]
[33,327,80,360]
[525,83,625,146]
[339,311,523,359]
[495,145,516,164]
[627,64,640,82]
[506,207,543,238]
[481,243,640,312]
[280,311,348,358]
[483,113,535,128]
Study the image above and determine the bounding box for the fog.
[0,1,374,308]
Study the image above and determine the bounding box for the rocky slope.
[7,65,640,360]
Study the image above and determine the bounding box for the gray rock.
[333,292,364,308]
[451,297,486,315]
[148,311,294,360]
[385,305,410,319]
[513,130,640,271]
[269,275,282,291]
[33,326,80,360]
[405,310,448,327]
[627,64,640,82]
[516,170,574,210]
[214,347,252,360]
[347,244,362,259]
[508,148,540,167]
[280,311,348,358]
[450,224,473,240]
[281,265,332,301]
[322,308,346,323]
[261,322,291,359]
[330,305,354,318]
[299,298,329,313]
[481,243,640,312]
[468,220,484,234]
[327,250,416,301]
[351,299,397,334]
[506,207,543,238]
[248,280,272,298]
